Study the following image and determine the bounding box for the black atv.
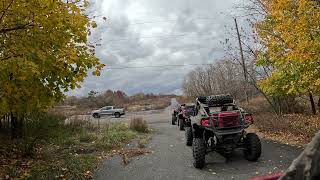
[190,94,261,169]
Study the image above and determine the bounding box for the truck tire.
[93,113,100,118]
[179,118,184,131]
[185,127,193,146]
[171,115,176,125]
[114,112,121,118]
[193,138,206,168]
[243,133,261,161]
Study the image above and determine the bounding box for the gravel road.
[94,100,303,180]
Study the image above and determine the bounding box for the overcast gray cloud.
[67,0,248,97]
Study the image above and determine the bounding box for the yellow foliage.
[0,0,104,116]
[256,0,320,96]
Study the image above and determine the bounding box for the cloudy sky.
[68,0,249,97]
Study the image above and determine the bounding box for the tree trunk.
[276,97,282,115]
[18,115,24,138]
[309,92,317,115]
[11,112,18,139]
[0,116,3,128]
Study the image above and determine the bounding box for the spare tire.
[197,96,207,104]
[206,94,233,105]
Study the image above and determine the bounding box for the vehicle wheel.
[114,112,121,118]
[185,127,193,146]
[243,133,261,161]
[93,113,100,118]
[171,115,176,125]
[179,118,184,131]
[193,138,206,169]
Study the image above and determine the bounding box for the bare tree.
[182,59,255,101]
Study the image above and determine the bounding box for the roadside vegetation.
[0,115,151,179]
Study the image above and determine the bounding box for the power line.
[106,63,212,70]
[103,33,216,42]
[122,17,217,25]
[105,45,216,52]
[91,16,217,25]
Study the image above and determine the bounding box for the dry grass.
[240,96,271,113]
[176,96,193,104]
[49,105,91,117]
[126,97,171,112]
[129,117,149,133]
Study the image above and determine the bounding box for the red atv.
[177,103,195,131]
[189,94,261,169]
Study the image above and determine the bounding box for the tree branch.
[0,23,34,34]
[0,0,14,24]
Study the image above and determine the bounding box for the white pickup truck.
[91,106,125,118]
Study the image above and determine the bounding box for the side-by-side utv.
[188,94,261,169]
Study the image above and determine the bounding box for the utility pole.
[234,18,249,104]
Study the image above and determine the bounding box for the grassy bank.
[0,115,151,179]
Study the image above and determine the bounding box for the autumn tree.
[0,0,104,137]
[255,0,320,114]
